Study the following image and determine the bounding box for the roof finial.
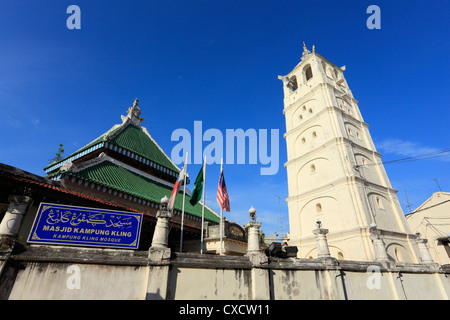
[301,41,311,61]
[121,98,145,126]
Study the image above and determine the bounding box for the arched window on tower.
[316,203,322,213]
[376,197,384,210]
[395,248,403,262]
[305,66,313,81]
[287,75,298,91]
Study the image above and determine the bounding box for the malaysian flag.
[216,164,230,212]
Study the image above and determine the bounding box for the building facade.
[280,44,421,262]
[407,192,450,265]
[1,54,450,300]
[0,99,220,252]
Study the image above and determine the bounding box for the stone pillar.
[151,210,172,249]
[244,207,270,300]
[313,221,331,258]
[244,206,266,259]
[146,265,170,300]
[370,226,390,262]
[0,195,33,239]
[0,195,33,281]
[149,196,173,261]
[415,234,435,264]
[244,221,262,255]
[147,196,172,300]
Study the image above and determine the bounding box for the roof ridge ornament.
[121,98,145,126]
[301,41,312,61]
[60,152,108,174]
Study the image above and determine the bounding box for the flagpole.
[219,208,223,256]
[180,152,188,253]
[200,155,206,254]
[219,158,224,256]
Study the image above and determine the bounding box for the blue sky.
[1,0,449,238]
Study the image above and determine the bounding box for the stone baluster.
[369,224,390,262]
[313,220,331,258]
[149,196,172,262]
[0,195,34,240]
[415,233,435,264]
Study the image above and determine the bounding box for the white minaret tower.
[280,43,420,262]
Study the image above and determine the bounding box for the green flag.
[189,164,204,206]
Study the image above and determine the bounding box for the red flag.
[168,162,187,210]
[216,165,230,212]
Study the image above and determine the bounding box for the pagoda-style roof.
[43,99,220,225]
[44,99,179,178]
[60,154,219,223]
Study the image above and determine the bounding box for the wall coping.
[2,243,448,274]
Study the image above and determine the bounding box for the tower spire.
[281,48,418,262]
[301,41,311,61]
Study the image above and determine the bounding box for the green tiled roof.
[111,124,178,172]
[44,125,121,172]
[44,123,179,175]
[63,160,219,224]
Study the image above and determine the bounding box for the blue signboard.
[28,203,143,249]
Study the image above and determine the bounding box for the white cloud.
[376,138,438,157]
[376,138,450,162]
[5,115,22,128]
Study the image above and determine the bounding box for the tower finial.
[301,41,311,61]
[303,41,308,51]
